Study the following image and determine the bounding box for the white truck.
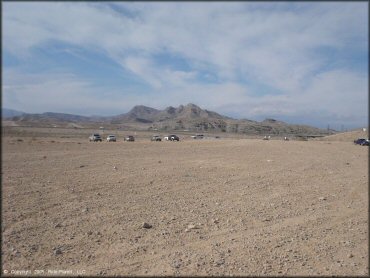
[89,133,102,142]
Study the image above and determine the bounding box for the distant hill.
[317,128,368,142]
[109,103,230,124]
[5,103,333,136]
[2,108,25,118]
[10,112,95,123]
[110,105,160,123]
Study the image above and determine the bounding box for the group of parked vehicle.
[354,138,369,146]
[88,134,183,142]
[89,134,134,142]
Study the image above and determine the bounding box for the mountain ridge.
[3,104,333,135]
[2,108,25,118]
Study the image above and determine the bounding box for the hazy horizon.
[3,2,368,130]
[2,104,366,131]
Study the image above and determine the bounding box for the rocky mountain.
[109,103,229,124]
[110,105,160,123]
[4,104,333,136]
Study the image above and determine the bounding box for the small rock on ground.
[142,222,152,229]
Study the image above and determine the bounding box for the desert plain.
[1,126,368,276]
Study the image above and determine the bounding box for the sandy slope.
[317,128,369,142]
[1,128,368,276]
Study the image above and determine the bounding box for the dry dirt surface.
[2,127,368,276]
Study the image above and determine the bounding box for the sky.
[2,2,368,129]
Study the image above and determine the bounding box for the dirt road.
[2,130,368,276]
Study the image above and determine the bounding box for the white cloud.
[298,70,368,117]
[2,69,153,115]
[2,2,368,128]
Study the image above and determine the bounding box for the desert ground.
[1,126,368,276]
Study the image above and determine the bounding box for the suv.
[124,135,135,142]
[151,135,162,141]
[89,134,102,142]
[168,135,180,141]
[106,135,116,142]
[354,138,369,146]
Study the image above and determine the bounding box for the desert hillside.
[317,128,369,142]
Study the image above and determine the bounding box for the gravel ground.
[1,128,368,276]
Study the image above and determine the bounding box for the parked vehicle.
[89,133,102,142]
[191,134,204,139]
[354,138,369,146]
[124,135,135,142]
[151,135,162,141]
[170,135,180,141]
[106,135,116,142]
[164,135,179,141]
[354,138,366,145]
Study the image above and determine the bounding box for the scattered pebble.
[187,224,199,230]
[53,248,62,255]
[143,222,152,229]
[172,260,182,269]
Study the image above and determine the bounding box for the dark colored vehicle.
[169,135,180,141]
[354,138,368,145]
[89,133,102,142]
[151,135,162,141]
[124,135,135,142]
